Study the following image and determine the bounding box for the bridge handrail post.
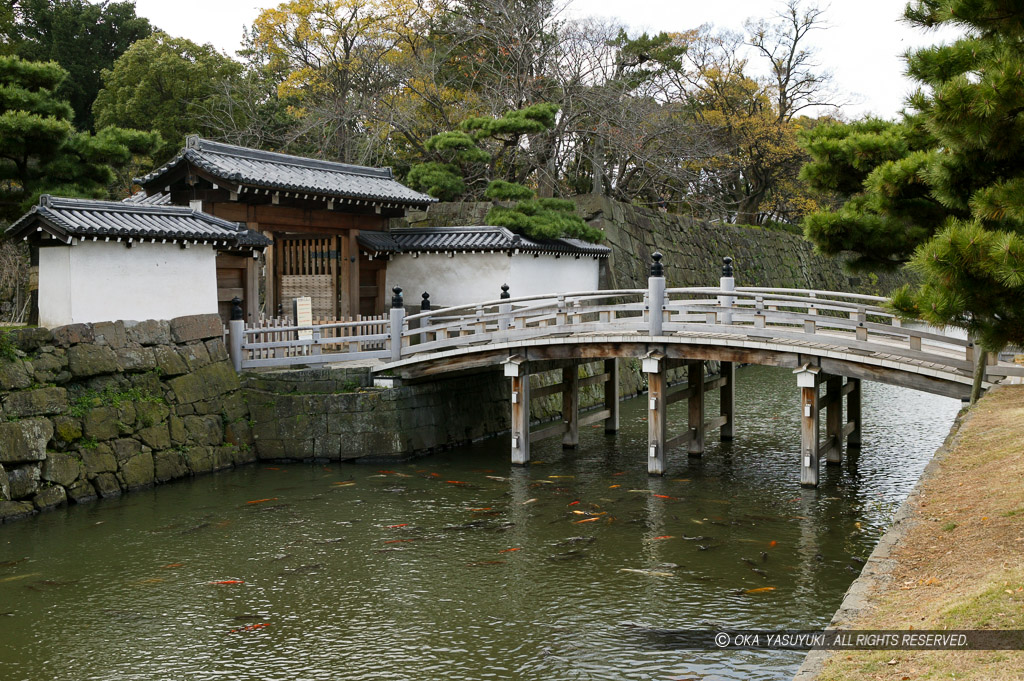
[498,284,511,332]
[228,296,244,373]
[420,292,432,344]
[648,252,666,336]
[718,256,735,325]
[389,286,405,361]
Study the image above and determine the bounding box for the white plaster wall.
[510,254,600,297]
[385,251,602,309]
[38,241,218,327]
[385,252,512,308]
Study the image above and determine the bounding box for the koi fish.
[573,518,599,524]
[609,484,621,489]
[378,470,397,474]
[445,480,468,485]
[769,540,778,548]
[387,524,409,528]
[485,476,509,481]
[230,622,270,633]
[619,568,674,577]
[246,498,277,505]
[648,535,674,541]
[548,475,575,479]
[468,507,493,512]
[0,573,40,583]
[653,494,677,500]
[383,539,413,544]
[744,586,776,594]
[671,479,691,482]
[628,489,653,493]
[208,580,245,585]
[332,481,356,486]
[612,472,626,476]
[162,563,184,569]
[522,498,538,505]
[498,548,521,553]
[568,500,580,506]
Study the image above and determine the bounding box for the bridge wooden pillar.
[825,375,843,464]
[846,378,862,449]
[504,355,530,465]
[604,358,620,433]
[688,360,705,456]
[561,363,579,448]
[795,364,823,487]
[644,352,667,475]
[719,361,735,441]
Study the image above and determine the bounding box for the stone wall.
[397,195,908,294]
[0,314,254,524]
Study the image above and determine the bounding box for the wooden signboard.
[293,296,313,340]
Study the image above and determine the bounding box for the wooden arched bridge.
[228,255,1024,486]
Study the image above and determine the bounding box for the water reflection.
[0,366,959,681]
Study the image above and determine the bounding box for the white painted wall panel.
[511,255,600,297]
[38,241,218,327]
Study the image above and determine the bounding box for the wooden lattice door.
[277,235,338,319]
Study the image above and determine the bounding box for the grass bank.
[803,385,1024,680]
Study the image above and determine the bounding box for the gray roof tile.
[137,137,436,208]
[6,196,271,249]
[358,226,610,257]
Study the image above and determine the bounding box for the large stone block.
[137,423,171,450]
[115,347,156,373]
[31,352,66,384]
[82,406,119,441]
[184,447,213,475]
[152,346,189,377]
[0,500,35,522]
[118,451,154,490]
[8,464,40,498]
[177,343,211,370]
[92,321,127,349]
[42,453,82,487]
[167,361,239,404]
[65,478,97,504]
[168,415,186,445]
[0,465,8,500]
[135,401,170,428]
[0,359,33,390]
[231,444,256,466]
[91,472,121,498]
[111,438,142,463]
[170,314,224,343]
[2,386,68,417]
[153,450,188,483]
[125,319,172,346]
[67,344,119,377]
[9,327,52,353]
[33,485,66,510]
[81,444,117,477]
[0,418,53,463]
[52,323,94,347]
[205,338,229,363]
[183,415,223,446]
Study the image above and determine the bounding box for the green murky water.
[0,366,959,681]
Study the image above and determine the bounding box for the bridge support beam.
[644,352,667,475]
[825,375,843,464]
[505,356,530,465]
[688,360,705,456]
[561,363,579,448]
[796,365,823,487]
[847,378,861,449]
[604,358,619,433]
[720,361,734,441]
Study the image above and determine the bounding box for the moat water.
[0,365,960,680]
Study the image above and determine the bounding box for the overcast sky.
[129,0,957,120]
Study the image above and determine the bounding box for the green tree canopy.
[92,33,242,162]
[6,0,152,130]
[0,55,159,222]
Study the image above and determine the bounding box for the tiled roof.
[6,195,270,249]
[123,190,172,205]
[358,226,610,257]
[136,136,436,208]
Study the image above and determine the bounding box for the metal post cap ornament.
[391,286,404,308]
[230,296,243,321]
[722,256,734,277]
[421,292,431,311]
[650,252,664,277]
[500,284,510,299]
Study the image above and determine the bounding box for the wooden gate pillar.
[504,355,530,465]
[719,361,735,441]
[795,364,822,487]
[688,360,705,456]
[604,358,620,433]
[644,352,667,475]
[562,363,579,448]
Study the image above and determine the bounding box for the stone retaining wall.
[0,314,254,523]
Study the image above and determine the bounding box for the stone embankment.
[0,314,253,523]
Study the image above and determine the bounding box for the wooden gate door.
[276,235,339,319]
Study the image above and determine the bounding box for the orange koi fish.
[573,518,599,524]
[649,535,674,541]
[387,524,409,529]
[230,622,270,633]
[568,500,580,506]
[379,470,397,474]
[246,498,277,504]
[653,494,677,500]
[769,540,778,548]
[445,480,468,485]
[744,586,776,594]
[498,548,521,553]
[608,484,621,489]
[468,507,493,512]
[162,563,184,569]
[384,539,413,544]
[208,580,245,585]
